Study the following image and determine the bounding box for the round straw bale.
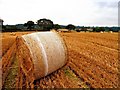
[17,32,67,80]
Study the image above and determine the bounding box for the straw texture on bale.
[2,41,16,86]
[17,32,67,87]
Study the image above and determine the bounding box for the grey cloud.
[96,1,118,8]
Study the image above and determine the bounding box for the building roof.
[0,19,4,22]
[58,29,69,31]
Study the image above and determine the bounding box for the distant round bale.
[17,32,67,80]
[10,32,16,36]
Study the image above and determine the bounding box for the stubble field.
[1,32,119,88]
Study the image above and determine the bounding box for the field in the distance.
[1,32,119,88]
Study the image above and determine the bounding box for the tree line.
[2,18,120,32]
[3,18,68,32]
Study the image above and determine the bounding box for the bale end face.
[16,37,35,88]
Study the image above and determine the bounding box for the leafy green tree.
[66,24,76,30]
[99,27,105,32]
[93,27,100,32]
[53,24,61,30]
[24,21,34,30]
[4,25,17,32]
[2,25,6,31]
[37,18,54,31]
[93,27,105,32]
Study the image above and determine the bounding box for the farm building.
[58,29,69,32]
[87,28,93,32]
[76,28,93,32]
[0,19,4,26]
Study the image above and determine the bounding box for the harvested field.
[1,32,119,88]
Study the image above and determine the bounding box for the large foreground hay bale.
[17,32,67,88]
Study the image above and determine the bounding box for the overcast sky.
[0,0,119,26]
